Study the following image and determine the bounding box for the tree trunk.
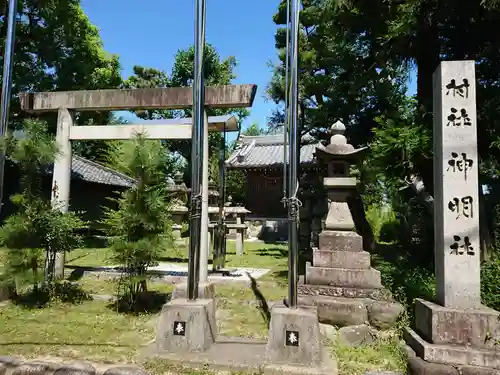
[415,9,441,197]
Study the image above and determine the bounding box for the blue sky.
[80,0,280,134]
[80,0,417,136]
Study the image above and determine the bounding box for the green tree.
[102,134,173,311]
[0,119,84,293]
[0,0,123,162]
[124,44,249,186]
[243,122,267,136]
[106,138,184,179]
[267,0,500,307]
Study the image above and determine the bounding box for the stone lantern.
[167,171,189,240]
[298,120,402,329]
[315,120,367,235]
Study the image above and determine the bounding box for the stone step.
[298,276,386,300]
[299,295,368,326]
[318,230,363,252]
[313,249,371,268]
[414,298,500,349]
[305,263,382,289]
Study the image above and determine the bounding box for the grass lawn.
[0,241,406,375]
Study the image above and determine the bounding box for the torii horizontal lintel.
[69,115,239,140]
[19,84,257,113]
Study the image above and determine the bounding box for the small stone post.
[51,108,73,278]
[167,171,189,242]
[405,61,500,372]
[235,215,243,256]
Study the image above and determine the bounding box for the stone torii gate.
[19,85,256,276]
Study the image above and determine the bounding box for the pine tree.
[0,119,84,295]
[102,134,173,310]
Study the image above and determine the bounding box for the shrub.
[102,134,173,310]
[0,119,84,294]
[481,256,500,311]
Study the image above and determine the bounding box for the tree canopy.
[0,0,123,161]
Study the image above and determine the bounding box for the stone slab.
[318,231,363,252]
[406,345,500,375]
[415,298,500,349]
[298,276,389,300]
[266,306,323,366]
[144,336,337,375]
[299,295,368,326]
[299,295,402,329]
[405,327,500,369]
[305,263,382,289]
[155,298,215,353]
[313,248,371,268]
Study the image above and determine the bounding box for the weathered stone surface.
[319,323,337,342]
[0,364,6,375]
[318,230,363,252]
[266,306,323,366]
[0,357,22,367]
[11,361,57,375]
[324,200,355,231]
[404,327,500,369]
[338,324,376,347]
[367,301,403,330]
[298,277,391,300]
[458,365,500,375]
[306,263,382,289]
[54,362,96,375]
[313,249,371,269]
[433,60,481,309]
[406,345,460,375]
[299,295,368,326]
[20,85,257,112]
[363,372,404,375]
[406,344,500,375]
[414,298,500,349]
[103,366,149,375]
[155,298,215,353]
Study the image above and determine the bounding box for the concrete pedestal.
[171,282,216,334]
[405,299,500,370]
[266,306,323,366]
[155,298,215,353]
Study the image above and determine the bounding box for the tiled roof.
[70,156,136,188]
[225,134,320,168]
[11,129,136,188]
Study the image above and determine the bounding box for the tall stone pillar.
[405,61,500,372]
[51,108,73,278]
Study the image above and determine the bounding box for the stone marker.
[405,60,500,372]
[433,61,481,308]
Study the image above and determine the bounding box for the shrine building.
[225,133,320,219]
